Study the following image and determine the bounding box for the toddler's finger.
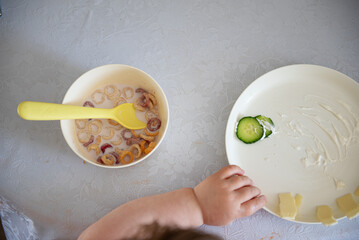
[218,165,245,179]
[235,186,261,203]
[238,195,267,217]
[228,175,253,190]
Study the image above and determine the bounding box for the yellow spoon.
[17,101,147,130]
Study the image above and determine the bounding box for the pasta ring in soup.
[134,98,146,112]
[75,119,88,129]
[95,135,102,145]
[139,140,148,152]
[144,142,156,155]
[122,87,135,99]
[108,119,119,126]
[77,130,91,143]
[120,151,134,164]
[88,120,103,135]
[145,110,158,121]
[83,135,94,147]
[104,85,119,99]
[103,127,115,140]
[145,93,157,106]
[91,90,105,104]
[145,128,159,136]
[111,135,123,146]
[101,154,115,166]
[88,144,101,155]
[140,133,155,142]
[129,144,141,158]
[113,97,127,107]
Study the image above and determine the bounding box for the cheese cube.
[295,194,303,209]
[354,186,359,197]
[278,193,297,219]
[336,193,359,219]
[316,205,337,226]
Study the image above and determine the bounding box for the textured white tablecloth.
[1,1,359,239]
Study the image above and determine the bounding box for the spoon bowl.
[111,103,147,129]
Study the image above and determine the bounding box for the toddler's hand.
[194,165,267,226]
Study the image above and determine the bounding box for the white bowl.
[60,64,169,168]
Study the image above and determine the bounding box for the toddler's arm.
[78,165,266,240]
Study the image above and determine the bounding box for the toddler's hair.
[124,222,222,240]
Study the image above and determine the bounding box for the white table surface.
[1,1,359,239]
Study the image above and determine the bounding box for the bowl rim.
[60,64,169,168]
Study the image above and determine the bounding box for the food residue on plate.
[278,95,359,190]
[333,178,346,190]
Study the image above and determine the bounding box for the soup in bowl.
[60,64,169,168]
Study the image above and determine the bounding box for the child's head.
[125,222,222,240]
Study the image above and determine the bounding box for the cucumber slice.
[255,115,274,137]
[236,117,264,144]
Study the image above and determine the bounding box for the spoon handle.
[17,101,112,121]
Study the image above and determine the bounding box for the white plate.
[225,64,359,223]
